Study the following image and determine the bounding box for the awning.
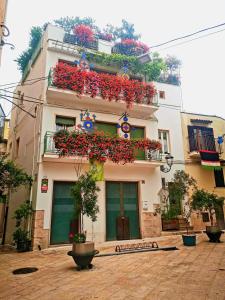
[199,150,222,170]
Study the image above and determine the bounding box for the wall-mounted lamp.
[0,24,15,50]
[137,52,151,64]
[160,152,174,173]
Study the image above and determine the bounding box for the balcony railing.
[44,131,162,162]
[63,33,98,51]
[188,133,216,152]
[50,63,158,109]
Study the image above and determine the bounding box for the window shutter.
[130,127,145,160]
[56,116,75,126]
[187,126,196,152]
[95,122,117,136]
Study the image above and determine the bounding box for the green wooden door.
[106,182,121,241]
[51,182,75,244]
[130,127,145,160]
[106,182,140,240]
[123,183,140,239]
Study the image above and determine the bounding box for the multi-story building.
[181,112,225,230]
[6,24,184,249]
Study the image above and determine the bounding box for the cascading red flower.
[113,39,149,56]
[54,130,161,164]
[52,63,157,109]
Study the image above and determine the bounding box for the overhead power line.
[151,21,225,49]
[156,28,225,52]
[0,76,48,88]
[0,89,44,103]
[1,95,37,118]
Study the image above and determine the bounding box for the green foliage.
[73,233,86,243]
[86,51,166,80]
[71,171,100,223]
[159,55,181,86]
[161,206,180,220]
[191,189,224,225]
[105,19,141,41]
[13,228,29,243]
[16,26,43,73]
[0,154,32,201]
[53,16,99,33]
[12,200,33,243]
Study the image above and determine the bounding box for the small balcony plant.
[191,189,224,242]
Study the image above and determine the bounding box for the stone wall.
[141,212,161,238]
[32,210,49,250]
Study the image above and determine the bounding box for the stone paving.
[0,234,225,300]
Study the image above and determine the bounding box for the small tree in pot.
[69,171,100,269]
[191,189,224,242]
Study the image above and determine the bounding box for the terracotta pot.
[72,241,94,255]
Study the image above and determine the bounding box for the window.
[95,122,117,136]
[55,116,76,131]
[130,127,145,160]
[158,130,170,154]
[16,138,20,157]
[188,125,215,152]
[214,169,225,187]
[161,178,166,189]
[202,212,210,222]
[159,91,165,99]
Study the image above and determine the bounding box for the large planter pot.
[16,240,32,252]
[162,218,179,231]
[182,234,196,246]
[69,242,98,270]
[205,226,223,243]
[72,241,94,255]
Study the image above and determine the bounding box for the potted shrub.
[13,200,33,252]
[191,189,224,243]
[69,171,100,269]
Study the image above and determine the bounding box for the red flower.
[52,63,157,109]
[73,25,95,45]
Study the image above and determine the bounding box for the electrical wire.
[151,21,225,49]
[0,89,44,103]
[0,76,48,88]
[155,28,225,52]
[1,96,37,118]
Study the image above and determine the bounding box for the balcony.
[188,133,219,159]
[47,63,158,119]
[43,131,162,168]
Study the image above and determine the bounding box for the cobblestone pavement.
[0,234,225,300]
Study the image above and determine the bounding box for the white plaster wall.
[154,82,185,182]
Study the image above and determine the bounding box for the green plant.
[13,200,33,244]
[161,206,180,220]
[191,189,224,226]
[71,171,100,242]
[73,233,86,243]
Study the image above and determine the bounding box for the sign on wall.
[41,178,48,193]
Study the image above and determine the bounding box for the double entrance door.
[106,182,140,241]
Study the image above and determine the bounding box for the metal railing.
[188,133,216,152]
[44,131,162,161]
[63,33,98,51]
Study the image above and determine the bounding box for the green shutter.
[106,182,121,241]
[123,183,140,239]
[56,116,75,126]
[95,122,117,136]
[51,182,75,244]
[130,127,145,160]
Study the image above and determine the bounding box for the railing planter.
[52,62,157,109]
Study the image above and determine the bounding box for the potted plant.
[161,171,197,232]
[68,171,100,269]
[191,189,224,243]
[182,201,196,246]
[13,200,33,252]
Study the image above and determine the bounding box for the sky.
[1,0,225,118]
